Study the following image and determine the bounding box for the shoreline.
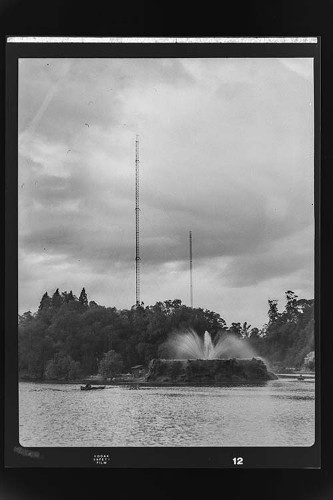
[19,376,315,387]
[19,370,315,385]
[19,380,272,387]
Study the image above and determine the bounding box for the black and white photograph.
[5,37,320,467]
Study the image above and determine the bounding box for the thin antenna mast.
[189,230,193,308]
[135,135,141,306]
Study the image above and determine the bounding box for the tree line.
[18,288,314,380]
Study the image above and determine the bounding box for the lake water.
[19,378,315,447]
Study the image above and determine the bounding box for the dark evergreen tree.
[52,288,63,308]
[62,290,76,303]
[38,292,52,313]
[79,287,88,308]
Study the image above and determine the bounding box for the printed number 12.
[233,457,243,465]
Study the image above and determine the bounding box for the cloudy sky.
[18,57,314,327]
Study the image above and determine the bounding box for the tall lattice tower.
[189,230,193,308]
[135,135,141,306]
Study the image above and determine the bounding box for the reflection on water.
[19,379,315,447]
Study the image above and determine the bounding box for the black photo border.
[5,37,321,469]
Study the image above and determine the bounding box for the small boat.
[80,385,106,391]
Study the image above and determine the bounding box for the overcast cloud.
[18,57,314,327]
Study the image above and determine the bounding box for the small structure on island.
[131,365,145,378]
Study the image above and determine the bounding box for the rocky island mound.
[146,358,278,385]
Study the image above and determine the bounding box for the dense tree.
[257,292,314,369]
[19,317,55,379]
[241,322,252,338]
[52,288,63,309]
[268,299,279,323]
[45,353,81,380]
[228,322,242,337]
[18,289,315,380]
[285,291,299,322]
[79,288,88,308]
[98,350,124,379]
[62,290,76,303]
[38,292,52,313]
[18,311,34,325]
